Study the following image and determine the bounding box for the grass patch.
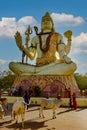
[2,95,23,104]
[1,95,87,107]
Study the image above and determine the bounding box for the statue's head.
[41,12,55,32]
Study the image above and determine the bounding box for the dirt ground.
[0,103,87,130]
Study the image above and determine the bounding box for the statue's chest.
[40,34,57,44]
[40,35,48,47]
[38,34,57,52]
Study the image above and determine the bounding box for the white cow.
[0,98,8,112]
[0,102,5,119]
[39,98,62,119]
[11,99,28,128]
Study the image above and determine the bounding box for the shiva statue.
[9,12,77,76]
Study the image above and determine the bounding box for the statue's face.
[41,18,52,31]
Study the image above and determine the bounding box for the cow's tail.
[22,101,29,106]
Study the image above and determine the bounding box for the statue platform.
[12,74,79,97]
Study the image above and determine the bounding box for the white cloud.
[0,16,37,38]
[71,48,87,54]
[76,61,87,74]
[69,58,87,74]
[0,17,17,37]
[0,13,85,39]
[70,32,87,54]
[0,59,8,64]
[51,13,84,27]
[0,17,16,27]
[73,32,87,47]
[18,16,36,26]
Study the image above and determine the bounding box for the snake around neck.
[38,32,53,53]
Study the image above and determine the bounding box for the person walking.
[72,92,77,110]
[23,91,30,110]
[68,88,73,109]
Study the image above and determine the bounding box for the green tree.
[74,73,87,90]
[0,70,16,91]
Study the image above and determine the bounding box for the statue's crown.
[41,12,55,32]
[42,12,54,24]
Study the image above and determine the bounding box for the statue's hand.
[14,31,23,50]
[64,30,72,40]
[64,55,72,64]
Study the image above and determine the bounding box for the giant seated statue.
[9,12,77,75]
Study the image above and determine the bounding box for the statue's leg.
[35,62,77,75]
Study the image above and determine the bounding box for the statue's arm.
[57,34,71,64]
[22,46,36,60]
[65,39,71,55]
[14,31,23,50]
[64,30,72,55]
[14,31,36,60]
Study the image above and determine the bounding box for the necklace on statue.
[38,33,53,53]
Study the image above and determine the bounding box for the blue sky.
[0,0,87,74]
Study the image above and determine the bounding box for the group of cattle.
[0,97,62,128]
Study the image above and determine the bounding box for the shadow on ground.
[0,119,52,130]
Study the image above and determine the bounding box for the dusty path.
[0,104,87,130]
